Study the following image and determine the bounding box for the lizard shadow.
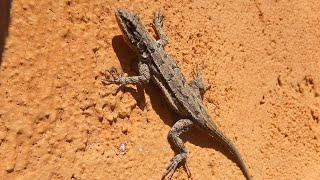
[111,35,146,109]
[112,35,177,125]
[111,35,240,171]
[0,0,12,65]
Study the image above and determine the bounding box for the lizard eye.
[142,52,149,58]
[149,46,155,53]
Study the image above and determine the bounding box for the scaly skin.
[103,9,251,180]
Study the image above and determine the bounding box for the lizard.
[102,9,252,180]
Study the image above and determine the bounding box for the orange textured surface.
[1,0,320,179]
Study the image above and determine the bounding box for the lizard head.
[115,9,152,57]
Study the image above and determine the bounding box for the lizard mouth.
[115,9,140,44]
[115,9,133,26]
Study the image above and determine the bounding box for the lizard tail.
[207,123,252,180]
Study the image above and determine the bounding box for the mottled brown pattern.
[0,0,320,179]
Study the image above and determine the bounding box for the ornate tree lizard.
[102,9,251,180]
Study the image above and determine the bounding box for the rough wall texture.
[0,0,320,179]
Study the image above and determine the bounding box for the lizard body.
[104,9,251,180]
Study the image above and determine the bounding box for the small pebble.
[119,143,126,154]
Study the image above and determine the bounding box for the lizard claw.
[183,161,192,179]
[101,67,127,94]
[102,75,126,86]
[153,12,164,28]
[101,78,114,85]
[101,67,126,86]
[162,153,191,180]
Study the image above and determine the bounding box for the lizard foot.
[153,12,164,28]
[101,67,127,94]
[101,67,126,86]
[162,152,191,180]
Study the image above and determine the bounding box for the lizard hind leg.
[189,69,211,99]
[163,119,194,180]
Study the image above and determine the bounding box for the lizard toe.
[162,152,190,180]
[153,12,164,27]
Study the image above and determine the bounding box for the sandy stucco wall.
[0,0,320,179]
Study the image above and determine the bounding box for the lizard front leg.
[163,119,193,180]
[102,61,150,87]
[152,12,168,47]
